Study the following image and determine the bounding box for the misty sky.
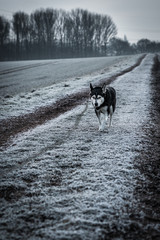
[0,0,160,43]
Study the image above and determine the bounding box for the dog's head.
[90,83,105,108]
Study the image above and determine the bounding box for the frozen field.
[0,55,136,98]
[0,54,160,239]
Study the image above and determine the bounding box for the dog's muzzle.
[95,102,98,107]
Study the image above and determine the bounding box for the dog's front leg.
[95,110,101,126]
[99,113,106,131]
[96,110,102,131]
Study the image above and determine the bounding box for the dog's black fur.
[90,83,116,130]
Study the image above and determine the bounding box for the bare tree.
[69,9,117,56]
[101,15,117,54]
[70,9,83,55]
[30,10,45,45]
[0,16,10,46]
[81,9,94,56]
[94,14,102,53]
[56,10,67,53]
[30,9,58,58]
[43,8,57,45]
[62,12,75,56]
[12,12,30,58]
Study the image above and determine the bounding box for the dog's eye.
[92,96,96,99]
[97,96,101,99]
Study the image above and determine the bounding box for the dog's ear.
[90,83,93,91]
[102,83,106,92]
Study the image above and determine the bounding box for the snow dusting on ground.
[0,54,160,239]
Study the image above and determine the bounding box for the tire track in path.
[0,62,54,75]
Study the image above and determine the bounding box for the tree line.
[0,8,160,61]
[0,8,117,60]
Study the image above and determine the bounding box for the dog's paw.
[99,126,105,131]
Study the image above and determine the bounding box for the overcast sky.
[0,0,160,43]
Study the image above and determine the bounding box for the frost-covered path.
[0,54,160,239]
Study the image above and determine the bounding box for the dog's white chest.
[97,106,108,114]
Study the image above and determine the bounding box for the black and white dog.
[90,83,116,131]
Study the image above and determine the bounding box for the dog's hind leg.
[104,112,109,127]
[109,106,113,127]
